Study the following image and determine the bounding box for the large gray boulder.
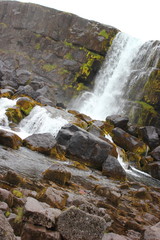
[56,124,114,170]
[57,206,107,240]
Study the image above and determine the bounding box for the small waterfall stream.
[0,98,68,139]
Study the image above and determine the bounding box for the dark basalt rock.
[102,155,126,180]
[106,115,129,130]
[150,145,160,161]
[56,124,114,170]
[112,127,147,155]
[148,162,160,180]
[23,133,57,155]
[0,129,22,149]
[138,126,159,150]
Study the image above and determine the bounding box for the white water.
[0,98,68,139]
[71,32,144,120]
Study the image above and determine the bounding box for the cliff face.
[0,1,119,105]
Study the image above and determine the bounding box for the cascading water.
[0,98,68,139]
[71,32,146,120]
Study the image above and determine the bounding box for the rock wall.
[124,40,160,127]
[0,1,119,105]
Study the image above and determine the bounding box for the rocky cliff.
[0,1,118,106]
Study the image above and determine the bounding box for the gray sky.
[17,0,160,41]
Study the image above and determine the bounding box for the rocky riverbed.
[0,91,160,240]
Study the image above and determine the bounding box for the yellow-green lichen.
[42,64,57,72]
[12,189,23,198]
[98,29,109,39]
[35,43,41,50]
[64,53,73,60]
[0,22,7,28]
[76,83,88,91]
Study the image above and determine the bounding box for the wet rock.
[23,197,61,228]
[16,97,37,116]
[143,222,160,240]
[0,188,13,207]
[23,133,57,155]
[0,211,16,240]
[102,155,126,180]
[21,223,62,240]
[43,164,71,185]
[0,129,22,149]
[57,206,107,240]
[56,124,113,169]
[102,233,129,240]
[148,162,160,180]
[139,126,159,150]
[150,145,160,161]
[8,213,24,237]
[112,127,147,155]
[106,115,129,130]
[38,187,68,209]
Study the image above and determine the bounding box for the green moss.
[5,211,10,218]
[132,101,157,126]
[76,83,88,91]
[42,64,57,72]
[12,189,23,198]
[35,43,41,50]
[6,107,24,124]
[98,29,109,39]
[74,50,104,81]
[34,33,41,38]
[58,68,70,75]
[63,40,75,48]
[64,53,73,60]
[15,207,24,223]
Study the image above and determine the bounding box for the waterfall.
[70,32,148,120]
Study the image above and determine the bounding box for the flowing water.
[0,98,68,139]
[71,32,159,121]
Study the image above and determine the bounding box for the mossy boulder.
[16,97,37,116]
[6,106,24,124]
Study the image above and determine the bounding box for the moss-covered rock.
[16,97,37,116]
[6,106,24,124]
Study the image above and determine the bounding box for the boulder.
[138,126,159,150]
[43,164,71,185]
[6,106,24,124]
[148,162,160,180]
[0,188,13,207]
[112,127,147,155]
[102,155,126,180]
[23,197,61,228]
[143,222,160,240]
[106,115,129,130]
[150,145,160,161]
[16,97,37,115]
[21,223,62,240]
[57,206,107,240]
[0,211,16,240]
[56,124,113,170]
[38,187,68,209]
[0,129,22,149]
[0,88,14,98]
[23,133,57,155]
